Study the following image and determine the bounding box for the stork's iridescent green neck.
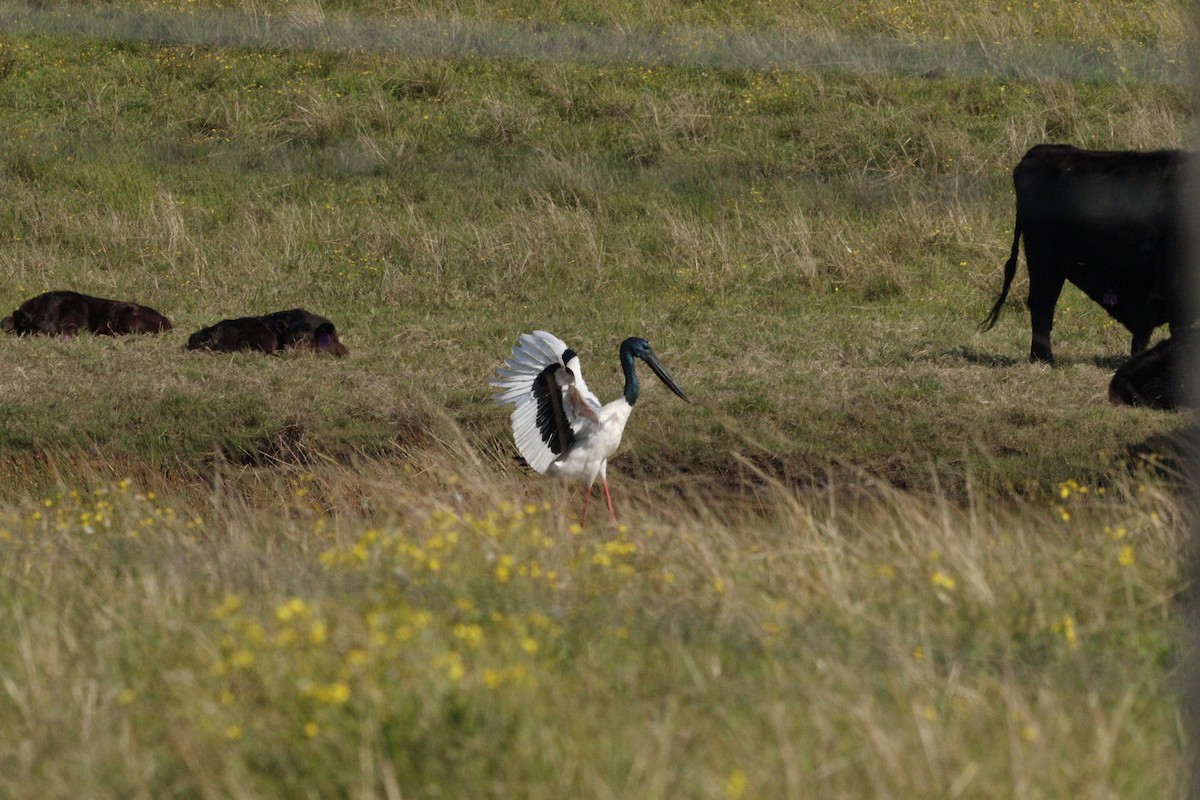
[620,341,642,405]
[618,337,690,407]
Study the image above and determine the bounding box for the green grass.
[0,21,1189,495]
[0,0,1194,796]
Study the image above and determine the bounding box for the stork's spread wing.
[491,331,601,474]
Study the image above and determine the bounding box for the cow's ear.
[313,322,336,349]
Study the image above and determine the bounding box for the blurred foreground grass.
[0,452,1185,798]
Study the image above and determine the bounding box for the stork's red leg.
[581,486,592,527]
[602,479,616,522]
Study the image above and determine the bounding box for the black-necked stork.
[491,331,690,525]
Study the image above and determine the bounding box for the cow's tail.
[980,219,1022,332]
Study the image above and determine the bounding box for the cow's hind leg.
[1130,328,1152,356]
[1027,269,1065,364]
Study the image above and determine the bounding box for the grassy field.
[0,0,1194,796]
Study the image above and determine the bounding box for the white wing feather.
[490,331,602,473]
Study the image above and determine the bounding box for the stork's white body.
[544,397,632,488]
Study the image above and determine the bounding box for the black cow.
[186,316,280,353]
[1108,327,1198,410]
[981,144,1193,363]
[187,308,349,356]
[2,290,172,337]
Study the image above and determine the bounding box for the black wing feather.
[532,364,574,456]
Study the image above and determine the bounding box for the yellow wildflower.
[453,623,484,648]
[211,595,242,620]
[1061,614,1078,650]
[314,683,350,704]
[724,770,748,800]
[276,598,310,623]
[230,650,255,668]
[930,571,956,591]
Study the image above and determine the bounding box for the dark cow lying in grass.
[1,290,171,337]
[1108,328,1198,410]
[982,144,1193,364]
[187,308,349,356]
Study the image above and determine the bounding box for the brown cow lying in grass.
[186,308,349,356]
[1,290,172,336]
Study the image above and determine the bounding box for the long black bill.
[642,350,691,403]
